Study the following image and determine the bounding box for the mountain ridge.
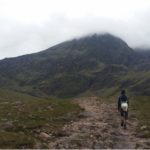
[0,33,149,97]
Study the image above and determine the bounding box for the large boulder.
[39,132,51,141]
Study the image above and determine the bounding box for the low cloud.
[0,0,150,59]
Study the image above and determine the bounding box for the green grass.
[0,131,34,149]
[0,89,82,148]
[131,96,150,138]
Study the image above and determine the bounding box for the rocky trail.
[47,97,150,149]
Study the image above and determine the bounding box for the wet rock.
[14,101,22,105]
[101,127,108,132]
[54,130,69,137]
[47,106,53,110]
[135,142,143,149]
[137,130,149,138]
[2,102,9,104]
[42,142,49,148]
[34,142,42,149]
[55,142,65,149]
[140,125,147,130]
[1,118,8,121]
[78,111,96,118]
[130,112,136,116]
[111,123,119,128]
[39,132,51,141]
[95,133,102,139]
[34,129,41,133]
[7,112,12,116]
[144,130,149,135]
[90,134,94,138]
[23,125,27,129]
[92,141,103,149]
[110,131,121,136]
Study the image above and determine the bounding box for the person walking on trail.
[118,90,129,129]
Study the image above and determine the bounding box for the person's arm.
[127,97,129,106]
[118,97,121,111]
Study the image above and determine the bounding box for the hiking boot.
[124,124,127,129]
[121,121,124,127]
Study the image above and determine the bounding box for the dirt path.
[48,97,150,149]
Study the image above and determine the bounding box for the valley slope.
[0,33,149,97]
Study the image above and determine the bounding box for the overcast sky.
[0,0,150,59]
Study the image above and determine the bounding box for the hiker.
[118,90,129,129]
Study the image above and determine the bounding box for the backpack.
[120,95,128,111]
[121,102,128,111]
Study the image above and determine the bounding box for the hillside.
[0,33,149,97]
[0,33,150,148]
[0,89,81,148]
[1,91,150,148]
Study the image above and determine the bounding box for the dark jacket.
[118,95,129,111]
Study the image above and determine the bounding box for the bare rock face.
[39,132,50,141]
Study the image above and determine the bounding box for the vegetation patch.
[0,89,82,148]
[131,96,150,138]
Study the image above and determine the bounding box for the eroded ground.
[47,97,150,149]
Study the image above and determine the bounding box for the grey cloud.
[0,0,150,59]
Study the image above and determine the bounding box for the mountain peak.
[0,33,149,97]
[73,33,126,42]
[63,33,130,52]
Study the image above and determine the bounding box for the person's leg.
[121,117,124,126]
[124,111,128,129]
[120,109,124,126]
[124,118,126,129]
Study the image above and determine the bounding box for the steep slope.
[0,33,149,97]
